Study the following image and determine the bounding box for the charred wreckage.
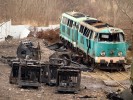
[0,40,82,93]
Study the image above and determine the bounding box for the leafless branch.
[115,0,133,24]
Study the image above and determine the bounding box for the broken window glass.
[62,17,68,25]
[98,32,124,42]
[79,25,84,33]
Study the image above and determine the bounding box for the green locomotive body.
[60,12,128,69]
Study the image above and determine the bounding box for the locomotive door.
[66,19,73,42]
[67,27,71,38]
[85,30,92,54]
[72,22,78,43]
[86,39,90,54]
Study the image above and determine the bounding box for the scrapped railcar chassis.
[9,58,82,91]
[9,60,43,88]
[57,66,81,93]
[9,61,20,84]
[6,40,82,93]
[17,60,42,88]
[9,40,42,87]
[41,58,64,85]
[17,41,41,60]
[9,59,60,87]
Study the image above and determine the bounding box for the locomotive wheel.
[81,54,89,65]
[64,40,68,48]
[90,59,96,71]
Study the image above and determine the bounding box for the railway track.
[82,70,130,89]
[119,71,130,79]
[103,72,129,89]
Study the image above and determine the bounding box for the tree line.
[0,0,133,31]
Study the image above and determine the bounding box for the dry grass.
[126,50,133,64]
[0,0,133,43]
[37,29,60,43]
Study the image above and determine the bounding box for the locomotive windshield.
[98,32,124,42]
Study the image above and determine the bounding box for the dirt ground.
[0,38,131,100]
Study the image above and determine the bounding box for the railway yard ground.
[0,37,131,100]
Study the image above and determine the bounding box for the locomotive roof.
[62,12,89,22]
[62,12,124,33]
[66,12,85,18]
[80,18,124,33]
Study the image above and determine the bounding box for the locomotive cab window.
[98,32,125,42]
[88,30,94,39]
[72,22,76,28]
[83,27,90,37]
[62,17,68,25]
[72,22,79,29]
[79,25,84,33]
[67,19,73,27]
[76,23,79,29]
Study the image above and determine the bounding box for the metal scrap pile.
[4,40,82,93]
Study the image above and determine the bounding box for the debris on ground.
[103,80,119,87]
[78,95,97,98]
[0,37,131,100]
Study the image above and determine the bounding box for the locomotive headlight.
[118,51,122,56]
[100,51,105,56]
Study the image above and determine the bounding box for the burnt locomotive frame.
[41,58,64,85]
[17,41,41,60]
[17,61,41,88]
[8,40,82,93]
[56,66,81,93]
[9,61,20,84]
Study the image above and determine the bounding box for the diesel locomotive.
[59,12,128,70]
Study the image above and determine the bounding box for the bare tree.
[0,0,132,30]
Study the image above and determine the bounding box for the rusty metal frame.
[17,61,41,87]
[9,61,20,84]
[56,66,81,93]
[41,63,61,85]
